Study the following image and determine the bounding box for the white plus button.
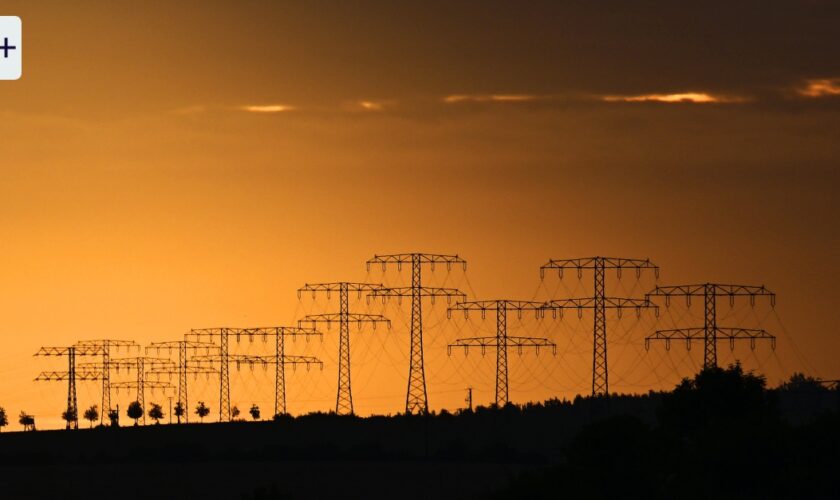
[0,16,21,80]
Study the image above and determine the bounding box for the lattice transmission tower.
[298,282,391,415]
[35,345,104,429]
[540,257,658,396]
[367,253,467,414]
[645,283,776,369]
[74,339,139,423]
[81,356,175,425]
[188,327,323,420]
[146,340,217,423]
[447,300,556,406]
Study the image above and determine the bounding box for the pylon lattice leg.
[704,283,717,369]
[406,254,428,414]
[275,329,286,416]
[495,306,509,406]
[592,257,608,396]
[101,346,110,425]
[179,342,188,423]
[67,347,78,429]
[219,328,230,422]
[336,283,353,415]
[137,357,145,425]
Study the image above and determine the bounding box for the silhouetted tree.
[148,403,164,424]
[18,411,35,431]
[108,407,120,427]
[0,406,7,432]
[779,372,827,393]
[250,404,261,421]
[659,362,776,435]
[174,401,185,423]
[61,408,78,427]
[231,405,241,420]
[83,405,99,428]
[127,401,144,426]
[195,401,210,422]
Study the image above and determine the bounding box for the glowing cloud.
[797,78,840,97]
[240,104,295,113]
[443,94,538,103]
[602,92,742,104]
[358,100,385,111]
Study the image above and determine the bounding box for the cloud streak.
[797,78,840,98]
[601,92,745,104]
[240,104,295,113]
[443,94,540,104]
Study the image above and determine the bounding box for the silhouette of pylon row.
[33,251,781,426]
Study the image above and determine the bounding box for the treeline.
[487,366,840,499]
[0,367,837,499]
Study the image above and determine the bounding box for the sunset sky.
[1,1,838,428]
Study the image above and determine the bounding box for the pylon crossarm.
[248,355,324,370]
[79,357,175,370]
[35,370,102,381]
[298,313,390,329]
[645,327,776,350]
[75,339,138,347]
[188,327,324,343]
[447,299,547,319]
[547,297,652,309]
[35,345,105,356]
[540,257,658,279]
[450,300,546,310]
[298,282,386,299]
[448,336,556,354]
[369,286,466,301]
[647,283,776,307]
[367,253,466,271]
[146,340,217,353]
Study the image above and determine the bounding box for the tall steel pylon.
[298,282,391,415]
[147,340,217,423]
[74,340,139,424]
[82,356,175,425]
[368,253,467,414]
[35,345,106,429]
[447,300,556,406]
[188,327,323,420]
[541,257,659,396]
[645,283,777,368]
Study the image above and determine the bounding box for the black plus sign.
[1,37,16,58]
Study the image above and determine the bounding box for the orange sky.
[1,1,838,429]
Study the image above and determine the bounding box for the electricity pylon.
[447,300,556,406]
[367,253,467,414]
[35,345,106,429]
[74,339,140,423]
[81,356,175,425]
[147,340,217,423]
[195,352,323,417]
[188,327,322,420]
[298,282,391,415]
[541,257,659,396]
[645,283,777,369]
